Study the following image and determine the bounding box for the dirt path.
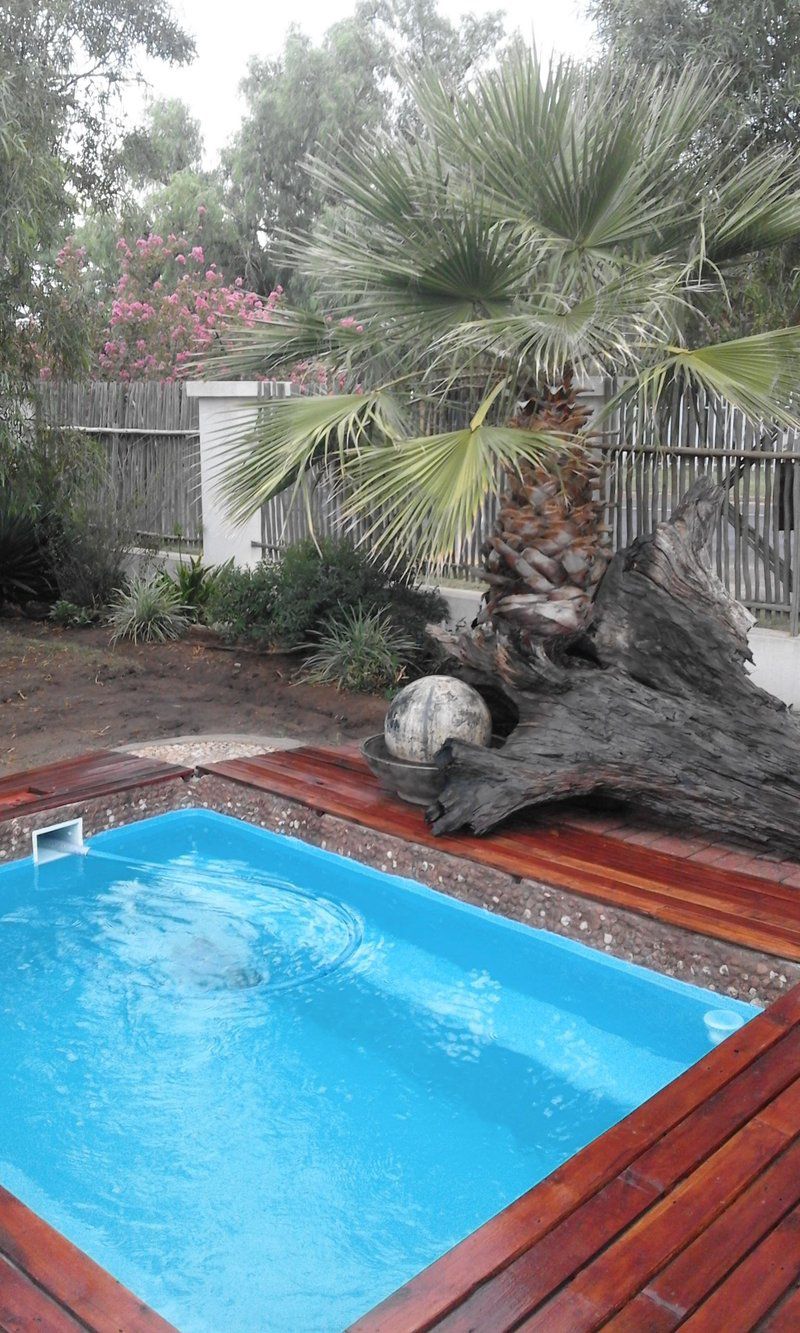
[0,620,387,773]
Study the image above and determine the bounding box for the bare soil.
[0,619,387,774]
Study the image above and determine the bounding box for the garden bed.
[0,619,386,772]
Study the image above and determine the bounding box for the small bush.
[52,485,132,608]
[300,607,418,693]
[207,538,447,651]
[0,497,52,605]
[108,576,189,645]
[206,561,278,646]
[162,555,224,621]
[50,599,98,628]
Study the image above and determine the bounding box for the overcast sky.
[134,0,597,162]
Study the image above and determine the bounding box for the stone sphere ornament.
[384,675,492,763]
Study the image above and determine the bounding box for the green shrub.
[0,496,52,605]
[108,575,189,645]
[206,561,278,646]
[51,483,133,608]
[49,599,98,628]
[207,538,447,651]
[162,555,224,621]
[300,607,418,693]
[1,427,132,608]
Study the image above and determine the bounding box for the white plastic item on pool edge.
[384,675,493,763]
[703,1009,747,1047]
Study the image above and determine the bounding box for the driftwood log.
[430,477,800,857]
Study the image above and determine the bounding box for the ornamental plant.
[98,229,283,381]
[210,46,800,653]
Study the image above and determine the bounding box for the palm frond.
[344,398,576,567]
[215,390,409,524]
[430,262,685,384]
[204,308,366,381]
[413,51,726,255]
[703,155,800,263]
[612,328,800,431]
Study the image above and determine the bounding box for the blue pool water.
[0,809,755,1331]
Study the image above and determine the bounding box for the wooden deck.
[202,745,800,961]
[0,1183,176,1331]
[349,983,800,1332]
[0,749,193,822]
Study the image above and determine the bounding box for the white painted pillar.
[186,381,292,568]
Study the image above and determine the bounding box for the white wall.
[186,381,291,568]
[747,629,800,709]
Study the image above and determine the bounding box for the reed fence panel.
[600,391,800,633]
[38,382,202,550]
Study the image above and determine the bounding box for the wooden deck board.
[0,750,192,823]
[351,998,800,1331]
[0,1186,176,1333]
[201,745,800,960]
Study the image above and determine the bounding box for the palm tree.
[209,45,800,654]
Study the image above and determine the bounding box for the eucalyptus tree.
[222,0,507,295]
[211,46,800,650]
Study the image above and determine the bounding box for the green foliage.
[0,425,134,608]
[1,0,194,206]
[120,98,203,188]
[299,606,418,693]
[0,496,51,605]
[588,0,800,332]
[221,0,507,294]
[108,575,189,644]
[589,0,800,150]
[0,0,194,431]
[206,561,278,647]
[207,538,447,651]
[49,599,98,628]
[213,44,800,566]
[52,496,133,608]
[162,556,223,620]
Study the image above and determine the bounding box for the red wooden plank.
[0,1186,177,1333]
[236,747,800,915]
[627,1038,800,1193]
[426,1038,800,1333]
[0,751,192,824]
[626,1134,800,1327]
[431,1176,657,1333]
[203,750,800,957]
[517,1117,792,1331]
[0,1254,87,1331]
[679,1205,800,1331]
[757,1283,800,1330]
[281,747,800,915]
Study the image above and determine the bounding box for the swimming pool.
[0,809,756,1331]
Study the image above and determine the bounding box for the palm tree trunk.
[480,369,610,643]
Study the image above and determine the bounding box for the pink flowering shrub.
[97,231,282,382]
[288,318,365,395]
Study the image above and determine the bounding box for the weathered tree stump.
[430,478,800,857]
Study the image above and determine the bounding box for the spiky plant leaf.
[613,328,800,431]
[213,390,410,525]
[344,409,572,568]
